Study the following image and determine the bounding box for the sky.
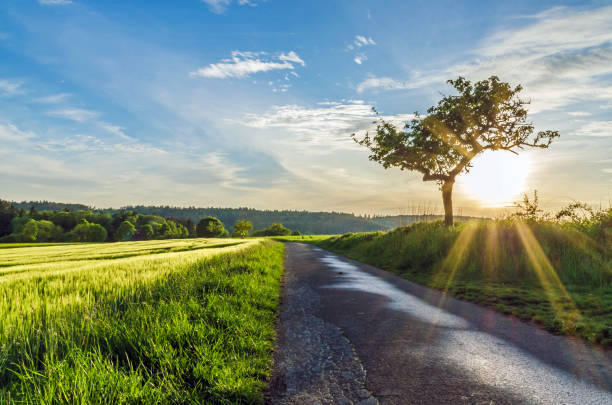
[0,0,611,215]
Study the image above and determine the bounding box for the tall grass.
[0,238,284,404]
[314,216,612,346]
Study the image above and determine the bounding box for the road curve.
[266,243,612,405]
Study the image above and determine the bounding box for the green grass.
[0,238,284,404]
[309,220,612,347]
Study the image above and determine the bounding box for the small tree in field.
[353,76,559,225]
[232,219,253,238]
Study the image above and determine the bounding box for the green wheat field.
[0,239,284,404]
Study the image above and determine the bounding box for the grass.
[0,238,284,404]
[307,219,612,347]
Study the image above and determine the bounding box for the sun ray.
[514,222,582,333]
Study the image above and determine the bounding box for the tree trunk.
[441,181,454,226]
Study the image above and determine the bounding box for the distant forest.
[6,200,481,239]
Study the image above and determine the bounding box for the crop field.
[0,238,284,404]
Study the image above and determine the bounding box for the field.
[288,219,612,347]
[0,238,284,404]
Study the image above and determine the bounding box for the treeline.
[115,206,385,234]
[0,200,304,243]
[9,202,389,234]
[0,201,190,243]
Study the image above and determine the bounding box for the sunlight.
[514,222,581,331]
[458,151,530,207]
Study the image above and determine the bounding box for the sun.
[457,151,530,207]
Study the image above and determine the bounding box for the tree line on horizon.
[0,200,303,243]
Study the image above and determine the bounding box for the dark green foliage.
[71,220,108,242]
[116,220,136,241]
[252,223,291,237]
[353,76,559,225]
[0,205,189,243]
[313,213,612,346]
[291,229,301,236]
[196,217,228,238]
[232,219,253,238]
[0,200,17,237]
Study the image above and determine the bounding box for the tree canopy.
[354,76,559,225]
[196,217,228,238]
[232,219,253,238]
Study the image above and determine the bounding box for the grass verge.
[0,239,284,404]
[308,220,611,347]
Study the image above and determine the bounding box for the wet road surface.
[267,243,612,405]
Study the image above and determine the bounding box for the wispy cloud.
[0,79,24,96]
[354,53,367,65]
[38,0,73,5]
[34,93,70,104]
[348,35,376,64]
[190,50,304,79]
[237,100,413,147]
[201,0,261,14]
[357,77,413,93]
[278,51,305,66]
[46,108,98,122]
[574,121,612,137]
[356,6,612,113]
[348,35,376,50]
[97,122,133,140]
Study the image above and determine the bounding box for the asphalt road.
[266,243,612,405]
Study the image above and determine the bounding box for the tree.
[353,76,559,225]
[116,220,136,241]
[21,219,39,242]
[232,219,253,238]
[196,216,227,238]
[0,200,16,237]
[71,220,108,242]
[291,229,302,236]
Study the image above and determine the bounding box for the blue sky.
[1,0,611,215]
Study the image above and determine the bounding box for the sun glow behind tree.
[457,151,530,207]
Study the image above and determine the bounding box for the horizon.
[1,1,611,216]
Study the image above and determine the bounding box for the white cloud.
[279,51,305,66]
[237,101,414,147]
[46,108,98,122]
[354,54,367,65]
[0,79,23,96]
[574,121,612,137]
[354,35,376,47]
[39,0,73,5]
[567,111,592,117]
[190,50,304,79]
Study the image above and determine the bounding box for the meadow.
[0,238,284,404]
[281,215,612,347]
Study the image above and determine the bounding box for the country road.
[266,243,612,405]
